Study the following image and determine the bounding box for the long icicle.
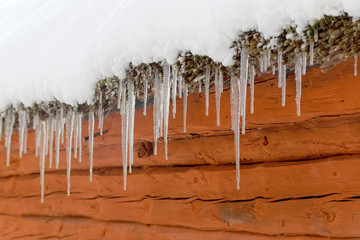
[183,83,188,133]
[66,110,75,196]
[282,64,287,107]
[55,111,61,169]
[172,65,178,119]
[295,52,302,116]
[40,121,46,203]
[249,65,255,114]
[128,79,135,172]
[121,83,128,190]
[163,63,171,160]
[88,110,94,182]
[230,72,240,189]
[153,72,161,155]
[74,111,78,159]
[78,113,82,163]
[49,117,54,168]
[205,65,210,116]
[143,74,148,116]
[277,50,283,88]
[240,47,249,134]
[24,112,28,154]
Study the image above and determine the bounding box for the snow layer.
[0,0,358,110]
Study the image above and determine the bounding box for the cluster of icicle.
[117,61,224,190]
[2,36,360,202]
[2,107,88,203]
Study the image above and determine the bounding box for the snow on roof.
[0,0,359,110]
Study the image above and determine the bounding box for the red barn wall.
[0,59,360,239]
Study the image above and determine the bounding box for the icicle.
[282,64,287,107]
[24,111,29,154]
[277,50,283,88]
[5,109,15,166]
[34,114,40,157]
[40,121,46,203]
[78,113,82,163]
[121,84,128,190]
[183,84,188,133]
[172,65,178,119]
[178,62,184,99]
[205,65,210,116]
[88,110,94,182]
[198,78,202,93]
[259,55,264,73]
[66,110,75,196]
[73,112,78,159]
[215,67,222,126]
[302,51,307,75]
[163,63,171,160]
[295,53,302,116]
[117,79,122,110]
[240,47,249,135]
[18,110,26,157]
[314,29,318,43]
[272,65,276,75]
[310,39,314,66]
[159,77,164,138]
[0,115,3,141]
[143,75,148,116]
[60,106,64,144]
[249,65,255,114]
[98,92,104,135]
[355,55,358,77]
[55,111,61,169]
[49,117,54,168]
[128,79,136,171]
[153,72,162,155]
[44,119,49,156]
[230,71,241,190]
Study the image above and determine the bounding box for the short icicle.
[5,109,15,166]
[355,55,358,77]
[98,92,104,135]
[310,39,314,66]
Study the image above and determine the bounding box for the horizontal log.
[1,155,360,237]
[1,111,360,178]
[0,215,330,240]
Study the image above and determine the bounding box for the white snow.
[0,0,357,110]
